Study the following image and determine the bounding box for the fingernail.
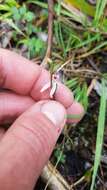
[41,101,66,127]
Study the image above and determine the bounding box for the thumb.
[0,100,66,190]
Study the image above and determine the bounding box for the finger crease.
[11,130,37,160]
[12,121,50,156]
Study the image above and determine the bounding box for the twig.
[87,58,99,72]
[42,0,54,67]
[64,68,100,75]
[56,59,71,73]
[41,162,71,190]
[87,78,97,96]
[70,176,85,189]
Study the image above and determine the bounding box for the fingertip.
[67,101,85,124]
[54,82,74,108]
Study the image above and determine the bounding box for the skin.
[0,49,84,190]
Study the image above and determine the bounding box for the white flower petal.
[40,82,51,93]
[50,82,57,98]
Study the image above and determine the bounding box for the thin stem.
[42,0,54,67]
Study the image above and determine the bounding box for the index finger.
[0,48,41,95]
[0,49,74,108]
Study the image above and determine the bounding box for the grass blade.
[90,79,107,190]
[27,0,48,9]
[94,0,107,25]
[4,19,25,36]
[78,41,107,58]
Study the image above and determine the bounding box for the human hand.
[0,49,84,190]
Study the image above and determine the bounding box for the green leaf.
[18,37,44,58]
[24,11,35,22]
[34,38,44,53]
[62,0,95,17]
[11,7,21,21]
[27,0,48,9]
[19,5,27,16]
[5,0,18,7]
[0,12,12,19]
[54,148,66,164]
[4,19,25,35]
[0,4,10,11]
